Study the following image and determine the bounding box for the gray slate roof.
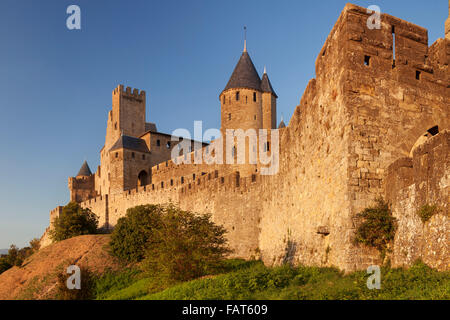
[278,119,286,128]
[223,51,261,93]
[109,135,150,153]
[77,161,92,176]
[261,73,278,98]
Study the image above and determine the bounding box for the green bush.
[354,199,397,257]
[142,204,231,283]
[55,266,96,300]
[0,239,42,274]
[109,204,164,262]
[49,202,98,242]
[0,257,12,274]
[416,204,439,223]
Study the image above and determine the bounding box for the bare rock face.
[0,235,122,300]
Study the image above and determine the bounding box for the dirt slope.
[0,234,122,300]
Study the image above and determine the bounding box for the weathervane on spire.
[243,26,247,52]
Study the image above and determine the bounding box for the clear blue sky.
[0,0,447,248]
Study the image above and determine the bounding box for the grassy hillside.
[95,260,450,300]
[0,235,125,300]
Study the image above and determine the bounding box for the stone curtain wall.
[386,131,449,271]
[44,5,449,270]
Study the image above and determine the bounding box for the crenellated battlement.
[316,3,449,90]
[113,84,146,100]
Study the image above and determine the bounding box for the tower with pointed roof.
[220,44,277,132]
[68,160,97,203]
[261,67,278,130]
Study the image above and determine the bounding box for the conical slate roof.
[261,72,278,98]
[77,161,92,177]
[278,119,286,128]
[223,51,261,93]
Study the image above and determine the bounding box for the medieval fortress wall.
[41,4,449,271]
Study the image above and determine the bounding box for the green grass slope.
[96,260,450,300]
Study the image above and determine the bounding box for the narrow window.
[114,122,117,130]
[228,113,231,120]
[267,142,270,152]
[392,26,396,68]
[236,91,240,101]
[181,176,184,184]
[142,154,145,160]
[254,115,256,120]
[115,152,118,158]
[245,96,248,103]
[166,141,171,149]
[156,139,160,147]
[131,152,135,159]
[161,181,164,188]
[253,92,256,102]
[416,71,421,80]
[364,55,370,66]
[193,173,196,180]
[170,179,173,186]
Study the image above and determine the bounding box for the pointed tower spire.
[260,68,278,98]
[243,26,247,52]
[77,160,92,177]
[278,113,286,129]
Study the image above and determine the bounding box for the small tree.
[29,238,41,253]
[354,199,397,258]
[143,204,231,282]
[50,202,98,242]
[109,204,164,262]
[0,257,12,274]
[6,245,21,266]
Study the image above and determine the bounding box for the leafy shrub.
[416,204,439,223]
[142,204,231,283]
[0,257,12,274]
[354,199,397,257]
[109,204,164,262]
[50,202,98,242]
[0,239,42,274]
[55,266,95,300]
